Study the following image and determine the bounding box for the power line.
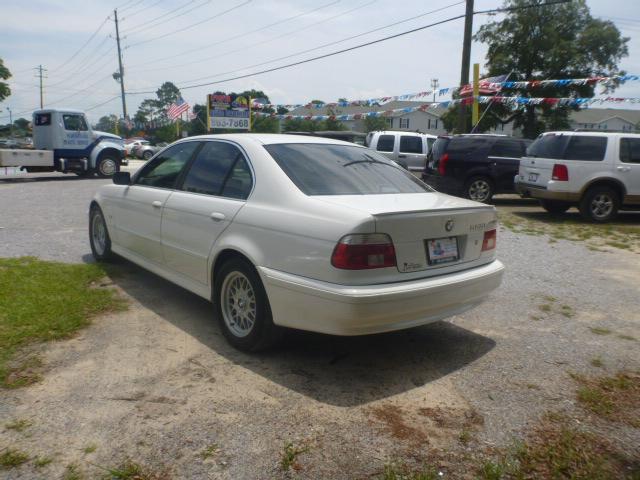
[123,0,166,19]
[118,0,147,13]
[126,0,253,48]
[47,35,112,86]
[134,1,463,83]
[130,11,469,94]
[120,0,206,36]
[49,16,111,72]
[131,0,342,68]
[86,95,122,112]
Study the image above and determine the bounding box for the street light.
[6,107,12,137]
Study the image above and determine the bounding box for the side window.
[489,139,524,158]
[620,138,640,164]
[135,142,200,189]
[376,135,395,152]
[564,136,607,161]
[181,142,253,200]
[399,136,423,154]
[62,114,88,131]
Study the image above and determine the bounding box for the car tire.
[540,200,571,214]
[215,257,283,352]
[579,186,620,222]
[95,153,119,178]
[464,176,494,203]
[143,150,153,160]
[89,205,114,262]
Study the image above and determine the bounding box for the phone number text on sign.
[211,117,250,129]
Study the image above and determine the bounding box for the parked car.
[422,134,532,203]
[124,138,149,157]
[365,131,437,172]
[89,134,504,351]
[135,142,168,160]
[515,131,640,222]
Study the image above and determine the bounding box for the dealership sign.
[207,93,251,130]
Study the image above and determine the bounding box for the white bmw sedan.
[89,134,504,351]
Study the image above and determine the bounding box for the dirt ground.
[1,190,639,479]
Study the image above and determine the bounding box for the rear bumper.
[259,260,505,336]
[515,182,579,202]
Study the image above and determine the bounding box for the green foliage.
[0,58,11,103]
[251,114,279,133]
[0,449,29,469]
[474,0,629,138]
[363,115,390,133]
[0,257,124,388]
[187,103,208,136]
[155,81,181,114]
[282,118,322,132]
[94,115,118,134]
[13,118,29,130]
[150,123,179,144]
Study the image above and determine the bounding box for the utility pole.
[457,0,474,134]
[431,78,439,102]
[114,9,127,119]
[34,65,47,108]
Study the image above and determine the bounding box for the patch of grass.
[478,460,504,480]
[618,334,637,341]
[573,372,640,426]
[538,304,552,313]
[559,305,574,318]
[280,441,309,472]
[590,357,605,368]
[103,460,168,480]
[63,463,84,480]
[199,443,219,460]
[542,295,557,303]
[590,327,612,336]
[0,257,126,388]
[382,463,438,480]
[0,448,29,469]
[34,456,53,468]
[83,444,97,454]
[5,418,33,432]
[529,314,542,321]
[459,428,472,444]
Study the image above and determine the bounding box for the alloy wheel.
[590,193,613,220]
[468,179,491,202]
[221,271,257,338]
[91,211,107,256]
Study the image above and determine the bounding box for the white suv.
[365,131,437,172]
[515,131,640,222]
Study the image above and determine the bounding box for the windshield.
[264,143,433,195]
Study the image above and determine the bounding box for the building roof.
[286,101,448,118]
[570,108,640,125]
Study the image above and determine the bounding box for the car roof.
[175,133,361,147]
[370,130,437,138]
[542,131,640,137]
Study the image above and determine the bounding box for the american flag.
[167,97,190,120]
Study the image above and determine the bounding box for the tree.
[13,118,29,130]
[363,115,388,133]
[134,98,160,123]
[187,103,208,135]
[95,115,117,133]
[155,82,181,116]
[473,0,628,138]
[0,58,11,102]
[251,114,279,133]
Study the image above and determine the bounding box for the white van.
[365,131,437,172]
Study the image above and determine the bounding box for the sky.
[1,0,639,124]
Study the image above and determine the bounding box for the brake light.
[438,153,450,175]
[482,229,496,252]
[552,164,569,181]
[331,233,397,270]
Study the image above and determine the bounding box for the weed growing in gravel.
[618,334,637,341]
[590,327,612,335]
[5,418,33,432]
[103,460,168,479]
[382,463,438,480]
[590,357,605,368]
[280,441,309,471]
[0,257,126,388]
[538,304,552,313]
[199,443,220,459]
[34,456,53,468]
[573,372,640,426]
[83,444,97,454]
[0,448,29,469]
[63,463,84,480]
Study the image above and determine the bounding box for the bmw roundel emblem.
[445,219,455,232]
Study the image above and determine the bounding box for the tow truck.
[0,109,125,177]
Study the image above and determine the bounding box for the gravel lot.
[0,172,638,479]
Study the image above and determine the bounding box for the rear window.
[489,139,524,158]
[527,134,607,161]
[376,135,395,152]
[430,138,451,160]
[620,138,640,164]
[399,136,423,154]
[264,143,432,196]
[34,113,51,126]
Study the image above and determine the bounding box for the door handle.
[616,166,630,172]
[151,200,163,208]
[210,212,226,221]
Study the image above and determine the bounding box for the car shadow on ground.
[107,259,496,407]
[512,209,640,225]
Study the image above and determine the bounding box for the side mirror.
[113,171,131,185]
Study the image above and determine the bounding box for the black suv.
[422,135,531,202]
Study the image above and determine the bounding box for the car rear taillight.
[331,233,397,270]
[482,229,496,252]
[438,153,450,175]
[552,164,569,181]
